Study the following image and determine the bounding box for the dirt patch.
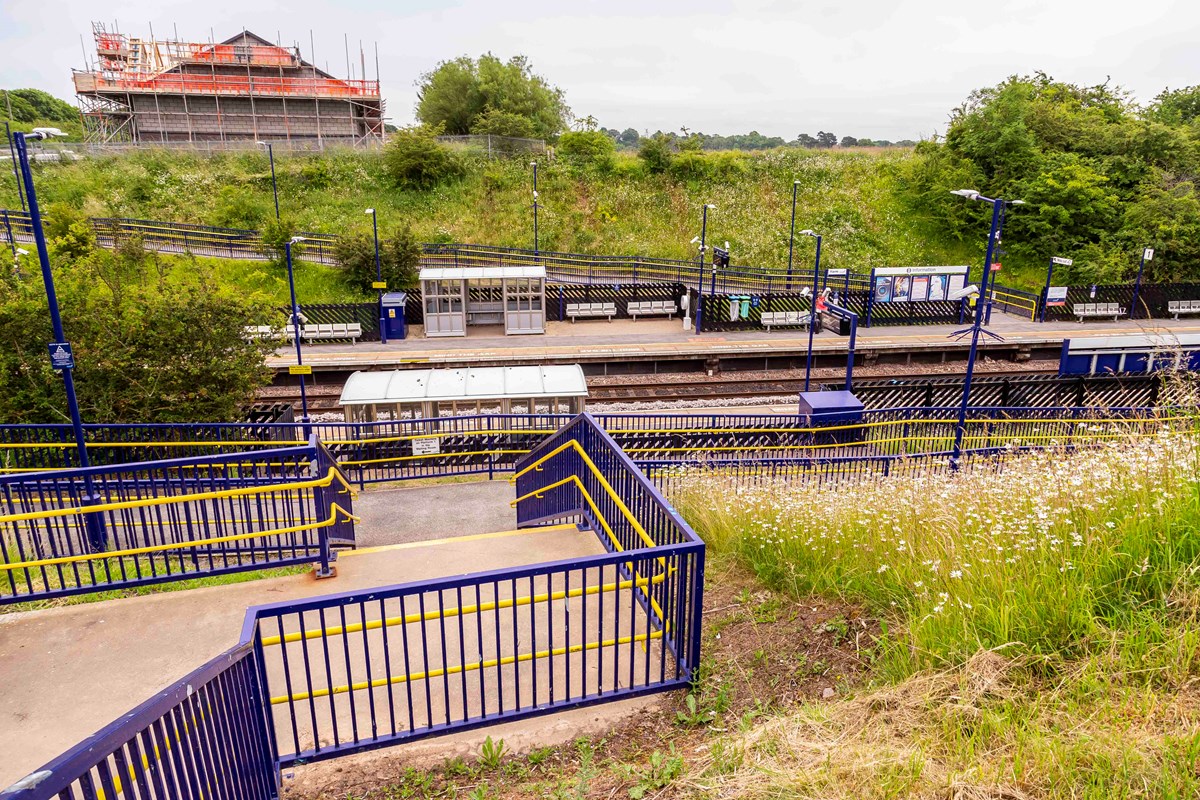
[283,563,879,799]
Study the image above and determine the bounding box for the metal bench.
[1073,302,1125,322]
[1168,300,1200,319]
[242,325,275,341]
[566,302,617,322]
[760,310,811,331]
[289,322,364,343]
[627,300,676,320]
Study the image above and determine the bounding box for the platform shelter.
[338,364,588,421]
[419,265,547,337]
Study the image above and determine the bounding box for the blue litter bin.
[798,390,865,444]
[381,292,408,341]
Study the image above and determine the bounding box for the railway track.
[261,367,1059,411]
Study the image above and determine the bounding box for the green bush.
[383,126,466,190]
[334,225,421,293]
[470,108,537,139]
[638,133,674,174]
[558,130,616,170]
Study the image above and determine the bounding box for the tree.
[618,128,640,148]
[383,126,465,190]
[840,136,859,147]
[816,131,837,148]
[0,237,274,424]
[796,133,818,148]
[558,129,616,169]
[3,88,77,123]
[469,107,537,138]
[334,226,422,293]
[638,133,674,174]
[416,54,570,140]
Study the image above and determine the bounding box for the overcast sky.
[2,0,1198,140]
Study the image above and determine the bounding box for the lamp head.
[950,189,980,200]
[690,236,700,244]
[290,236,307,244]
[27,127,66,140]
[15,248,29,256]
[365,208,374,215]
[793,180,800,185]
[798,229,817,237]
[704,204,716,209]
[1010,199,1026,205]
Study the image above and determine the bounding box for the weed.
[478,736,507,771]
[626,748,684,799]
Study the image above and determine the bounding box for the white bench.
[760,310,811,331]
[242,325,276,341]
[1073,302,1125,322]
[1168,300,1200,319]
[627,300,677,320]
[567,302,617,322]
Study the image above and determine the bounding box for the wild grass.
[2,147,1014,287]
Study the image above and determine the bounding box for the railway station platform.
[267,317,1200,375]
[0,522,613,788]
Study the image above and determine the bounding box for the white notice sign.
[412,438,441,456]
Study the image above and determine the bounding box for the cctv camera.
[948,284,979,301]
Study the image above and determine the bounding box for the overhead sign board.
[47,342,74,370]
[1051,256,1074,266]
[712,247,730,268]
[873,265,969,277]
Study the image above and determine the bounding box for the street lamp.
[4,121,25,211]
[785,180,800,290]
[13,128,106,549]
[530,161,539,255]
[365,208,387,344]
[948,189,1025,469]
[694,204,716,335]
[284,235,311,437]
[798,229,822,391]
[257,141,280,220]
[11,246,28,277]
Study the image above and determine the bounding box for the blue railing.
[4,415,704,796]
[0,443,356,604]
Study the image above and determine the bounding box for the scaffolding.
[74,22,384,145]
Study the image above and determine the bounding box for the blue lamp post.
[948,189,1024,469]
[284,236,312,437]
[785,180,800,290]
[14,128,105,549]
[798,229,822,391]
[693,204,715,335]
[258,141,280,219]
[366,208,387,344]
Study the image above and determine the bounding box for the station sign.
[990,262,1002,272]
[1047,287,1068,307]
[371,281,387,290]
[47,342,74,370]
[827,268,848,277]
[712,247,730,268]
[1051,257,1074,266]
[289,365,312,376]
[411,437,441,456]
[1144,248,1155,261]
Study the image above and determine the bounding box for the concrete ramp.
[0,525,603,788]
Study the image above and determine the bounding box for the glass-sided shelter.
[419,265,547,337]
[338,364,588,422]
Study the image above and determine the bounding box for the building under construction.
[73,24,384,144]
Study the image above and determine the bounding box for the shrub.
[470,108,537,139]
[638,133,674,174]
[334,224,421,293]
[383,126,465,190]
[558,130,616,170]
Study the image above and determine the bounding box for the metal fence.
[0,442,355,604]
[435,134,547,157]
[6,414,703,795]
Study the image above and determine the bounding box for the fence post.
[310,444,335,578]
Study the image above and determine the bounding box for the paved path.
[0,524,599,788]
[353,480,516,547]
[267,317,1200,369]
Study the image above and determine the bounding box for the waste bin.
[381,292,408,341]
[798,390,865,444]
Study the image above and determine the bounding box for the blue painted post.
[694,204,711,335]
[951,196,1008,470]
[3,209,14,258]
[1040,257,1054,323]
[865,268,876,328]
[14,131,105,550]
[531,160,539,255]
[285,240,312,439]
[803,233,822,392]
[266,143,280,220]
[369,208,386,344]
[1130,247,1150,320]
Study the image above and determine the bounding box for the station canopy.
[338,364,588,408]
[418,265,547,281]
